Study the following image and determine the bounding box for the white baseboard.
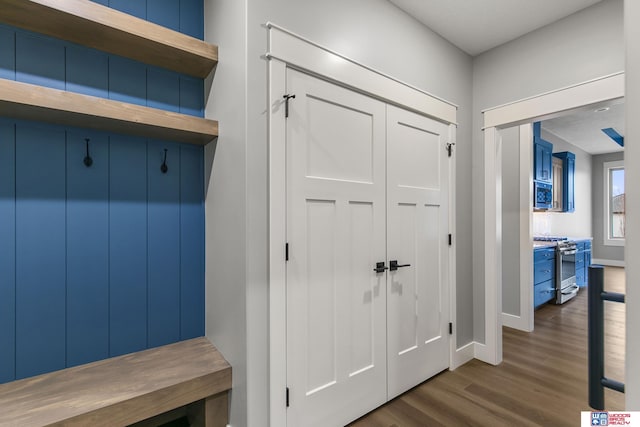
[472,341,502,365]
[473,342,490,364]
[451,341,505,368]
[592,258,625,267]
[450,341,475,370]
[502,312,532,331]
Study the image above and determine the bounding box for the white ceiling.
[542,101,624,155]
[388,0,603,56]
[387,0,621,154]
[386,0,622,154]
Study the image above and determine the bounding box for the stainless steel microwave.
[534,180,552,209]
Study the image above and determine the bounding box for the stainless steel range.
[555,240,579,304]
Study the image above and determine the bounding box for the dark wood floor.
[349,267,626,427]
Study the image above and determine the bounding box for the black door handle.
[389,260,411,271]
[373,262,388,273]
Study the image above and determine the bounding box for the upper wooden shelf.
[0,0,218,78]
[0,78,218,145]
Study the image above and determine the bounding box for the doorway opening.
[480,71,624,366]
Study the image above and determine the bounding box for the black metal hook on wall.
[83,138,93,167]
[160,148,168,174]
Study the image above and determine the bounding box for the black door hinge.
[446,142,455,157]
[448,234,452,246]
[283,94,296,118]
[285,243,289,261]
[449,322,453,335]
[286,387,290,407]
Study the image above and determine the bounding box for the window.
[604,160,624,246]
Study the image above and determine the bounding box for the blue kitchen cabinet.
[553,151,576,212]
[575,240,592,287]
[585,250,591,285]
[534,138,553,182]
[533,122,553,183]
[534,247,556,308]
[575,248,585,286]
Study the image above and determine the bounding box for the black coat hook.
[160,148,168,174]
[83,138,93,167]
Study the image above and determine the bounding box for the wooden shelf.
[0,79,218,145]
[0,0,218,78]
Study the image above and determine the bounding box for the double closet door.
[285,68,450,427]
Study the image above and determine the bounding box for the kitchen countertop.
[533,241,557,248]
[533,236,593,249]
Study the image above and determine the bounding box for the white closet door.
[386,105,450,399]
[285,68,387,427]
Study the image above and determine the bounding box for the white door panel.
[387,105,450,399]
[286,69,450,426]
[286,68,387,427]
[305,95,375,184]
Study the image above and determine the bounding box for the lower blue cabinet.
[534,279,555,308]
[533,241,591,310]
[584,250,591,285]
[576,240,592,287]
[534,247,556,308]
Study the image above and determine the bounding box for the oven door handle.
[560,249,577,255]
[561,284,579,295]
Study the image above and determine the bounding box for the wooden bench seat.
[0,337,231,427]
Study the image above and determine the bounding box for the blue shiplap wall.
[0,0,205,384]
[90,0,204,40]
[0,23,204,116]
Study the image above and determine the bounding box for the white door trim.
[480,72,624,365]
[501,124,534,333]
[267,25,457,427]
[518,124,535,333]
[265,23,457,124]
[447,122,460,370]
[268,57,288,424]
[483,72,625,129]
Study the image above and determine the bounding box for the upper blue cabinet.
[553,151,576,212]
[533,122,553,183]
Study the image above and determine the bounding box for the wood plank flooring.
[349,267,626,427]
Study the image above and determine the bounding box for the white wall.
[501,126,521,316]
[532,129,593,238]
[472,0,624,342]
[204,1,248,426]
[624,0,640,409]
